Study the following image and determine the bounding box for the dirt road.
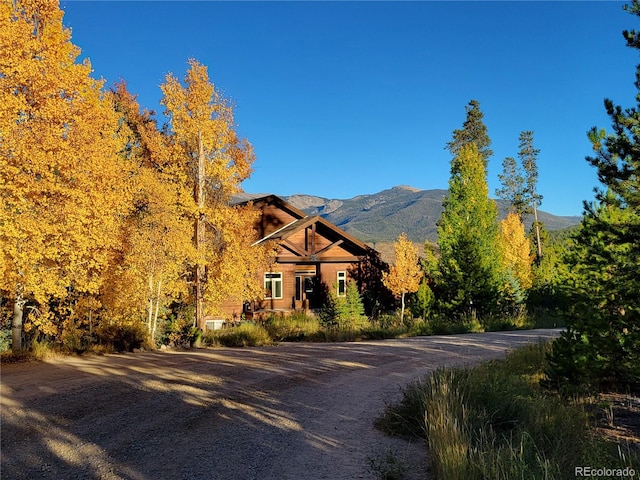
[1,329,560,480]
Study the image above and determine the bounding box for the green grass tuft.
[204,322,273,347]
[376,341,640,480]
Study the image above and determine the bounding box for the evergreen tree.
[546,1,640,392]
[446,100,493,170]
[496,156,527,216]
[436,144,503,319]
[519,131,545,259]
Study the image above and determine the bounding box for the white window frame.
[337,271,347,297]
[264,272,283,299]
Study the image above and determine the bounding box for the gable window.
[337,271,346,297]
[264,272,283,299]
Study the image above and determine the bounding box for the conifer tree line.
[394,99,542,324]
[0,0,273,352]
[390,1,639,392]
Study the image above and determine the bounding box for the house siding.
[210,195,373,325]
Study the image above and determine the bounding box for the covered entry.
[295,265,319,309]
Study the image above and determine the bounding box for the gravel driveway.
[1,329,560,480]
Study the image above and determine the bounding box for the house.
[217,195,375,321]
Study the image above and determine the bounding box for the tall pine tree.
[446,100,493,170]
[519,131,545,259]
[546,1,640,392]
[436,144,503,319]
[496,156,528,216]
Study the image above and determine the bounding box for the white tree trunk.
[12,291,25,354]
[195,130,206,329]
[147,274,154,334]
[533,199,542,258]
[152,279,162,343]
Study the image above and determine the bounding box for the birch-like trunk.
[152,279,162,342]
[195,130,206,329]
[12,290,25,354]
[147,274,154,334]
[533,199,543,258]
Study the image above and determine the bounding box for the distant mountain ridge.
[237,186,582,245]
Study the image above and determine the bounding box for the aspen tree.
[107,84,195,341]
[499,212,533,291]
[383,233,422,322]
[160,60,261,327]
[0,0,130,351]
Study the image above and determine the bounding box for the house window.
[337,271,346,297]
[264,272,283,299]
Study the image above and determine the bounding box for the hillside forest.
[1,0,638,393]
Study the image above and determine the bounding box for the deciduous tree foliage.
[499,212,533,292]
[160,60,267,326]
[383,233,422,322]
[0,0,131,352]
[547,1,640,392]
[437,144,503,318]
[105,83,196,341]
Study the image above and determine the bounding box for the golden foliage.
[160,60,268,320]
[499,212,533,290]
[383,233,422,297]
[1,3,272,346]
[1,0,132,339]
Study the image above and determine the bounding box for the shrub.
[372,313,403,330]
[204,322,272,347]
[264,313,320,341]
[320,281,368,330]
[30,338,56,360]
[163,316,199,348]
[61,320,86,353]
[0,328,11,353]
[376,342,639,480]
[96,321,147,352]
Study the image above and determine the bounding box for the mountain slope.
[283,186,582,244]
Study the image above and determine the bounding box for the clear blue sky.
[61,1,636,216]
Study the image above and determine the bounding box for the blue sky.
[61,1,636,216]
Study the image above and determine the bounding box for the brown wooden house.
[217,195,374,321]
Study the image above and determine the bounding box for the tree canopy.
[436,144,503,318]
[546,1,640,392]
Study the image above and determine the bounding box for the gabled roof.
[235,194,307,220]
[241,194,375,259]
[257,215,372,259]
[266,215,368,249]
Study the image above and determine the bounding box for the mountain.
[236,186,582,246]
[282,186,582,244]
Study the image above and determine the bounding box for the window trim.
[264,272,283,299]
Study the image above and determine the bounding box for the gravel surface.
[1,329,560,480]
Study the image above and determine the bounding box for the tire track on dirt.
[1,329,560,480]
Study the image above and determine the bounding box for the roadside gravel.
[1,329,560,480]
